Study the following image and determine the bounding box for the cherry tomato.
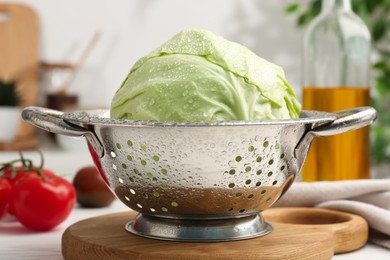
[3,166,56,186]
[0,178,12,219]
[10,175,76,231]
[3,166,56,215]
[73,166,115,208]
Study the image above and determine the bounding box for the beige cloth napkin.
[274,179,390,249]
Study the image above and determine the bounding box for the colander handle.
[294,106,376,173]
[22,106,104,157]
[310,106,376,137]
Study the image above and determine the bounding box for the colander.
[22,106,376,242]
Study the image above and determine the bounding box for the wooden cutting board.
[62,207,368,260]
[0,3,39,150]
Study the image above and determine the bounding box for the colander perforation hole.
[248,194,254,199]
[160,183,169,189]
[127,155,133,161]
[127,140,133,147]
[130,189,136,194]
[122,163,127,169]
[125,196,130,201]
[116,143,122,149]
[239,209,245,213]
[161,207,168,212]
[150,208,156,212]
[112,164,117,170]
[261,189,267,195]
[263,140,269,148]
[235,156,242,162]
[171,202,178,207]
[229,169,236,175]
[272,180,278,186]
[118,177,123,183]
[110,151,116,158]
[280,165,286,171]
[137,203,143,208]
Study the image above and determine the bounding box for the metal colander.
[22,106,376,242]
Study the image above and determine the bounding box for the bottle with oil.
[302,0,371,181]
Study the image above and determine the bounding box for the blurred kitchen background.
[2,0,304,106]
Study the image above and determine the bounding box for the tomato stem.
[0,150,46,179]
[18,151,26,166]
[38,150,44,169]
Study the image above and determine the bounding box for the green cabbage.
[110,29,301,121]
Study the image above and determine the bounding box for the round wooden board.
[62,211,335,260]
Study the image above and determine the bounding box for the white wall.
[3,0,304,107]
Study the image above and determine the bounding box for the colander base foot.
[125,213,273,242]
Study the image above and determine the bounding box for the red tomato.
[0,178,12,219]
[73,166,115,208]
[10,175,76,231]
[3,166,56,186]
[3,166,56,215]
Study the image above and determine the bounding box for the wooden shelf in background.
[0,3,40,150]
[0,135,39,150]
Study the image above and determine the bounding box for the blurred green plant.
[0,80,20,107]
[285,0,390,163]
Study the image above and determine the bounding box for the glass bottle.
[302,0,371,181]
